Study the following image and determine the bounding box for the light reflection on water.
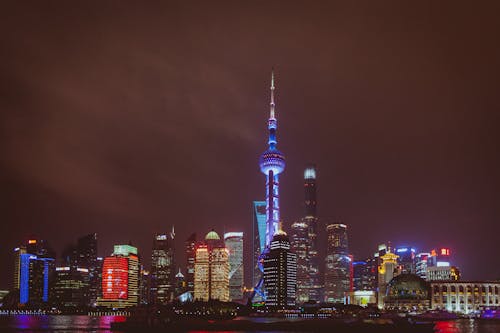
[0,316,499,332]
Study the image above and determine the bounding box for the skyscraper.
[377,247,399,309]
[324,224,352,303]
[194,230,229,302]
[252,201,267,289]
[290,165,322,303]
[185,233,196,294]
[395,246,416,274]
[76,233,98,307]
[98,244,140,308]
[263,226,297,308]
[255,70,286,301]
[224,232,244,301]
[150,230,175,304]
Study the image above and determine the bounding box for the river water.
[0,315,499,332]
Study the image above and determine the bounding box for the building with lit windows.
[150,229,175,304]
[254,71,286,302]
[193,230,229,302]
[15,239,56,307]
[324,224,352,303]
[431,281,500,314]
[185,233,196,293]
[377,247,399,309]
[353,258,377,292]
[263,227,296,308]
[395,247,416,274]
[97,245,140,308]
[76,233,99,307]
[252,201,267,292]
[290,220,309,303]
[224,232,244,301]
[416,252,430,280]
[427,266,460,282]
[52,266,90,309]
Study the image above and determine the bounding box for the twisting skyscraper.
[254,70,286,301]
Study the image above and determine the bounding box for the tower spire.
[270,69,275,120]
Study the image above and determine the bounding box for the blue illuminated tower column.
[259,70,286,249]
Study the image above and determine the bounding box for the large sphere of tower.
[259,149,286,175]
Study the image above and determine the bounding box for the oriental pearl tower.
[254,70,286,301]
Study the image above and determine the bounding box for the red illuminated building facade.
[97,245,139,308]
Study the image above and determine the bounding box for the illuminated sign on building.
[113,245,138,256]
[102,257,129,300]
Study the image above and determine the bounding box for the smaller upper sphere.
[259,149,286,175]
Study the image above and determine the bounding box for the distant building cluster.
[4,71,499,316]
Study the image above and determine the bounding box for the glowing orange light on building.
[102,257,128,300]
[28,240,37,244]
[440,248,450,256]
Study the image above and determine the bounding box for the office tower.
[290,220,309,303]
[150,230,175,304]
[52,266,89,309]
[76,233,99,307]
[98,244,140,308]
[13,246,27,290]
[185,233,196,293]
[194,230,229,301]
[416,253,430,280]
[255,70,286,301]
[353,258,377,291]
[139,267,150,305]
[252,201,267,290]
[324,224,352,303]
[16,239,56,307]
[263,227,297,308]
[174,268,185,297]
[427,248,451,268]
[224,232,244,301]
[395,246,416,274]
[377,247,400,309]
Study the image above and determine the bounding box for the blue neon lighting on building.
[19,254,31,304]
[253,201,267,253]
[42,259,50,302]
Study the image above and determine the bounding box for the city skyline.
[2,1,500,291]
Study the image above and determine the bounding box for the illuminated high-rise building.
[15,239,56,307]
[263,226,297,308]
[76,233,99,307]
[290,220,309,303]
[416,252,430,280]
[291,165,322,303]
[97,244,140,308]
[377,247,399,309]
[252,201,267,290]
[185,233,196,293]
[353,258,377,291]
[254,70,286,301]
[395,246,416,274]
[52,266,90,309]
[224,232,244,301]
[150,228,175,304]
[324,224,352,303]
[194,230,229,302]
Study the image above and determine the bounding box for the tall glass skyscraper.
[185,233,197,294]
[252,201,266,289]
[324,224,352,303]
[150,229,175,304]
[76,233,98,307]
[224,232,244,301]
[254,70,286,301]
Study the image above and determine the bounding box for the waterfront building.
[353,258,377,292]
[324,224,352,303]
[416,252,430,280]
[185,233,196,293]
[254,70,286,302]
[377,247,400,309]
[193,230,229,302]
[52,266,90,309]
[150,230,175,304]
[384,274,430,311]
[76,233,99,307]
[430,281,500,314]
[427,266,461,282]
[252,201,267,291]
[224,232,244,301]
[97,244,140,308]
[263,226,297,308]
[395,246,416,274]
[290,220,309,303]
[16,239,56,307]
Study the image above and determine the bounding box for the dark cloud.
[1,1,499,288]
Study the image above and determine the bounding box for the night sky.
[1,2,499,289]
